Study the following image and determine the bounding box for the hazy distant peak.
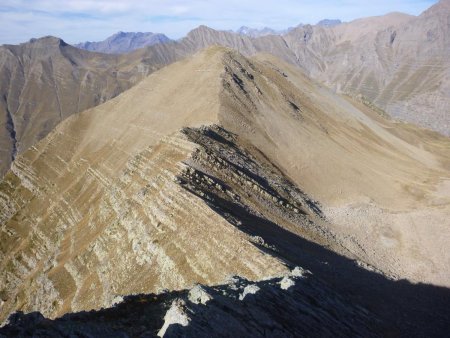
[336,11,415,39]
[286,23,304,33]
[316,19,342,27]
[112,31,135,39]
[236,26,287,37]
[192,24,215,32]
[186,25,218,36]
[75,31,171,54]
[112,31,151,38]
[383,11,415,19]
[436,0,450,6]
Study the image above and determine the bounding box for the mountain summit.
[316,19,342,27]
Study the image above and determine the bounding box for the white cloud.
[0,0,437,45]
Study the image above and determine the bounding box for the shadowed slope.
[1,182,449,336]
[0,272,386,338]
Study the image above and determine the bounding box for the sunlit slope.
[0,47,290,322]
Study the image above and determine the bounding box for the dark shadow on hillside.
[0,271,382,337]
[195,191,450,337]
[180,124,450,337]
[0,290,175,337]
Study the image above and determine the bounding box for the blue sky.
[0,0,438,45]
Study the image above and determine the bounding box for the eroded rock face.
[179,126,325,233]
[0,122,367,329]
[0,121,339,326]
[0,129,289,324]
[0,48,295,323]
[218,50,450,286]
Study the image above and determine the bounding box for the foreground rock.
[0,269,383,337]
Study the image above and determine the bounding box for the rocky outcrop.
[317,19,342,27]
[179,126,327,238]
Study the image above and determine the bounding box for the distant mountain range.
[236,26,289,37]
[74,20,342,53]
[0,36,179,174]
[75,31,171,54]
[229,19,342,38]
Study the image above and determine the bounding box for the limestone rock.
[239,284,260,300]
[188,285,212,305]
[158,299,190,337]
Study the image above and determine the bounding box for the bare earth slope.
[0,48,449,335]
[220,52,450,285]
